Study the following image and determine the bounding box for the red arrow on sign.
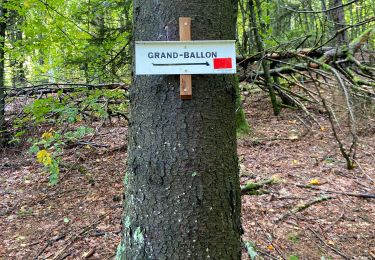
[213,58,232,69]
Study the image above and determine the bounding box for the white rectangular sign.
[135,40,236,75]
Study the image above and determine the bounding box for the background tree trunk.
[117,0,242,259]
[0,3,7,145]
[249,0,281,115]
[328,0,347,44]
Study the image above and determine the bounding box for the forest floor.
[0,90,374,260]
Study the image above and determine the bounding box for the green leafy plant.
[10,87,127,143]
[29,131,63,185]
[29,126,94,185]
[16,88,125,185]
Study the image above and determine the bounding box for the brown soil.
[1,93,374,259]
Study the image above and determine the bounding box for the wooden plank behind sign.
[179,17,192,100]
[179,17,191,41]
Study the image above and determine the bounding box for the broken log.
[4,82,128,97]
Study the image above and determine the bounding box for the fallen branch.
[65,140,110,149]
[241,177,280,195]
[34,233,66,259]
[282,0,358,14]
[239,28,374,85]
[303,58,358,169]
[296,184,375,199]
[4,82,128,97]
[239,62,309,82]
[276,196,332,223]
[237,47,331,68]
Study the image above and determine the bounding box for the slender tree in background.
[328,0,347,44]
[117,0,242,258]
[249,0,281,115]
[0,1,7,145]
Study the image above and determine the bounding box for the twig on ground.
[51,215,105,260]
[76,141,110,148]
[82,248,96,258]
[276,196,332,223]
[307,225,350,259]
[103,143,128,154]
[256,222,286,260]
[241,177,279,195]
[353,179,373,191]
[324,212,345,231]
[272,195,308,200]
[245,135,305,145]
[352,159,375,183]
[34,233,66,259]
[296,184,375,198]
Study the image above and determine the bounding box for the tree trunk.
[249,0,280,115]
[328,0,347,45]
[0,3,7,145]
[238,0,249,55]
[8,10,24,88]
[117,0,241,259]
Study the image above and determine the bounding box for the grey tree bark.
[117,0,242,259]
[328,0,347,44]
[0,2,7,145]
